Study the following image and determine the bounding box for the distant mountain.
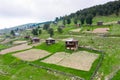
[0,21,52,34]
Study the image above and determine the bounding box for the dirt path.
[70,28,81,32]
[92,28,110,33]
[13,41,27,45]
[0,43,32,54]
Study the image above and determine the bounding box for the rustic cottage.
[65,38,78,50]
[24,36,30,39]
[46,37,55,45]
[97,21,103,26]
[31,37,40,43]
[117,21,120,24]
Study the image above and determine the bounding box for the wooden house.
[46,37,55,45]
[117,21,120,24]
[65,38,78,50]
[59,25,65,29]
[31,37,40,43]
[97,21,103,26]
[77,23,80,27]
[24,36,30,39]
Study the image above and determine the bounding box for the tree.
[43,24,50,30]
[63,19,66,25]
[48,28,54,37]
[32,28,38,35]
[73,18,77,24]
[10,30,15,36]
[80,16,85,25]
[86,14,93,25]
[38,29,42,35]
[66,18,71,24]
[115,9,119,16]
[57,27,63,33]
[55,17,59,22]
[38,26,41,28]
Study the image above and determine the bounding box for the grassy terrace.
[0,14,120,80]
[93,15,120,24]
[35,42,74,54]
[36,22,120,79]
[0,51,71,80]
[0,44,8,50]
[33,42,102,80]
[112,70,120,80]
[0,42,102,80]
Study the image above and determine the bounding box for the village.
[0,0,120,80]
[0,18,120,80]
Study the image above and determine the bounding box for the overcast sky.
[0,0,115,29]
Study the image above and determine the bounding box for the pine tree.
[10,30,15,36]
[48,28,54,37]
[86,14,93,25]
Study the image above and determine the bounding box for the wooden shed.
[31,37,40,43]
[24,36,30,39]
[59,25,65,29]
[97,21,103,26]
[77,23,80,27]
[65,38,78,50]
[117,21,120,24]
[46,37,55,45]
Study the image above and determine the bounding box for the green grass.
[80,25,111,32]
[32,47,102,80]
[32,41,102,80]
[1,14,120,80]
[93,15,120,24]
[73,32,120,78]
[0,52,71,80]
[112,70,120,80]
[109,24,120,36]
[0,44,8,50]
[35,42,74,54]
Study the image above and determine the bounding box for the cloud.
[0,0,115,29]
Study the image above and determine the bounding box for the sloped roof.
[66,38,78,42]
[47,37,54,40]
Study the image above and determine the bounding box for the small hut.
[46,37,55,45]
[117,21,120,24]
[31,37,40,43]
[97,21,103,26]
[24,36,30,39]
[77,23,80,27]
[65,38,78,50]
[59,25,65,29]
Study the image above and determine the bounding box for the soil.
[42,51,99,71]
[0,43,32,54]
[12,49,50,61]
[93,28,110,33]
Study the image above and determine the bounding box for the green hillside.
[0,0,120,80]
